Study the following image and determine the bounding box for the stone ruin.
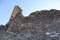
[0,6,60,40]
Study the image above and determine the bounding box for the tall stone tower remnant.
[10,6,22,20]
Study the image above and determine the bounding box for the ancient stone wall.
[10,6,22,20]
[5,6,60,40]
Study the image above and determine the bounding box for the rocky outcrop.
[0,24,8,31]
[1,6,60,40]
[10,6,22,20]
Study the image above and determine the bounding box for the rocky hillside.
[0,6,60,40]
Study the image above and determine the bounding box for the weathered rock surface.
[0,6,60,40]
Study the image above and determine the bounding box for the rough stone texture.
[10,6,22,20]
[0,6,60,40]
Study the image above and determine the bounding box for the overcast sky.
[0,0,60,25]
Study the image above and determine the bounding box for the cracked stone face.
[1,6,60,40]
